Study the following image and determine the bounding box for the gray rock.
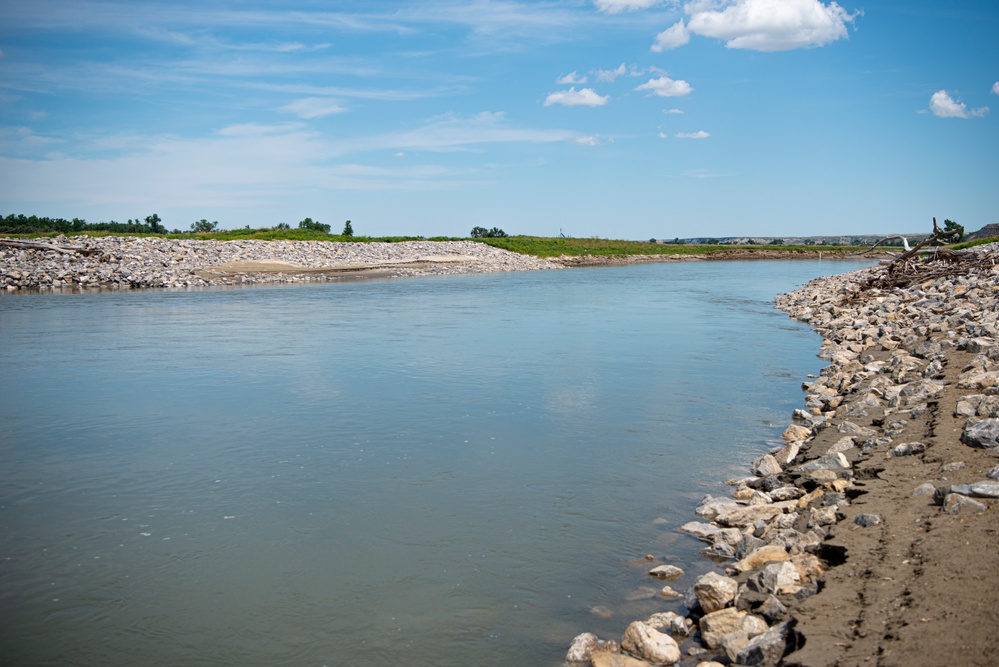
[746,562,801,595]
[795,451,850,472]
[854,513,882,527]
[736,621,790,666]
[987,464,999,480]
[912,482,937,497]
[757,595,788,624]
[752,454,783,477]
[891,442,927,457]
[961,418,999,448]
[695,495,741,520]
[942,493,987,514]
[935,481,999,499]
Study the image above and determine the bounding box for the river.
[0,259,867,666]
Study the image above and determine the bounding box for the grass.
[950,237,999,250]
[8,229,867,257]
[476,236,862,258]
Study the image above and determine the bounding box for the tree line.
[1,213,167,234]
[0,214,356,237]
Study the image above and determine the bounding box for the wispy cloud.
[280,97,348,119]
[992,82,999,95]
[635,75,692,97]
[663,108,684,114]
[557,71,588,85]
[676,130,710,139]
[656,0,861,52]
[595,64,628,83]
[929,90,988,118]
[593,0,662,13]
[572,135,610,146]
[544,87,610,107]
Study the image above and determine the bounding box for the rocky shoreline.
[0,236,560,290]
[566,245,999,667]
[0,236,883,292]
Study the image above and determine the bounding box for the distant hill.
[661,233,930,247]
[965,223,999,242]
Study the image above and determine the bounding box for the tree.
[191,219,218,233]
[145,213,165,234]
[342,220,354,237]
[943,219,964,242]
[298,217,331,233]
[470,226,507,238]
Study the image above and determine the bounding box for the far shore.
[1,235,890,292]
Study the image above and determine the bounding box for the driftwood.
[852,218,991,292]
[0,239,100,256]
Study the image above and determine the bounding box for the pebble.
[854,513,882,527]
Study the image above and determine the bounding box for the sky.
[0,0,996,239]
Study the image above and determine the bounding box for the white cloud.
[663,108,684,114]
[929,90,988,119]
[557,71,588,84]
[992,81,999,95]
[652,21,690,51]
[594,0,662,13]
[572,135,608,146]
[544,87,610,107]
[595,64,627,82]
[280,97,347,118]
[669,0,860,52]
[677,130,710,139]
[635,76,692,97]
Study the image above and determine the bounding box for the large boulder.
[621,621,681,665]
[736,621,790,666]
[698,607,768,649]
[693,571,739,613]
[961,419,999,449]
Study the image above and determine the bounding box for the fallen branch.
[0,239,100,255]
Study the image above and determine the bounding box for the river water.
[0,259,867,666]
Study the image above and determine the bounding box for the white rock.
[621,621,681,665]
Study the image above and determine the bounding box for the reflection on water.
[0,260,868,666]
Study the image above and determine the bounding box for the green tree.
[342,220,354,237]
[145,213,164,234]
[943,219,964,242]
[470,226,507,238]
[191,219,218,233]
[298,217,331,233]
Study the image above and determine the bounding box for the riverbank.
[0,236,884,291]
[0,236,559,290]
[566,245,999,666]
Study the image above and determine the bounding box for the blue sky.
[1,0,996,239]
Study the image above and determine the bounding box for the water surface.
[0,260,866,666]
